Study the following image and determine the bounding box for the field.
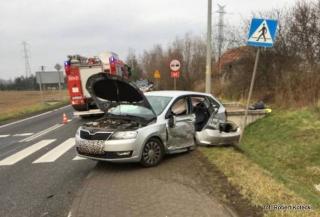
[0,90,69,122]
[201,108,320,216]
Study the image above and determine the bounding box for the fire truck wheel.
[79,115,92,119]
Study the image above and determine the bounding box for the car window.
[146,96,172,115]
[207,96,220,109]
[171,97,188,116]
[191,96,206,112]
[109,105,155,120]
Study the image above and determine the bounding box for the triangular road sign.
[248,20,272,43]
[247,18,278,47]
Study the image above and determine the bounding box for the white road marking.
[72,156,86,160]
[33,138,75,163]
[0,105,71,129]
[0,134,10,138]
[19,124,63,142]
[0,139,55,166]
[13,133,34,137]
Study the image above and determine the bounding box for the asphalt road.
[0,105,246,217]
[0,105,96,217]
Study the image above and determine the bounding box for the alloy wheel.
[141,139,163,167]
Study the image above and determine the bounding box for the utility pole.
[205,0,212,93]
[39,65,45,103]
[22,41,32,78]
[216,4,226,75]
[54,63,62,91]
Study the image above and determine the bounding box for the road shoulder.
[0,102,69,127]
[69,150,261,217]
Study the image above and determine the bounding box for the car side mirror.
[168,115,176,128]
[213,106,219,114]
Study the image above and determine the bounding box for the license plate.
[77,140,105,155]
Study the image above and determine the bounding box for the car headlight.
[111,131,138,140]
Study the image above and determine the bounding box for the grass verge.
[201,108,320,217]
[0,100,68,123]
[0,90,69,123]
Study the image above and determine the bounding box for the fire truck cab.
[64,51,130,115]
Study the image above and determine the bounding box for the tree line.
[1,63,64,91]
[0,75,39,90]
[220,0,320,106]
[127,0,320,106]
[2,0,319,106]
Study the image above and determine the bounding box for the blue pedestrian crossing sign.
[247,18,278,47]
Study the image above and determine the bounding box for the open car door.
[192,96,240,146]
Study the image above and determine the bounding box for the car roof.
[144,90,213,98]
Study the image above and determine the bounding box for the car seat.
[194,102,210,131]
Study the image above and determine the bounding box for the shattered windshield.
[108,104,155,120]
[146,96,172,115]
[108,96,172,118]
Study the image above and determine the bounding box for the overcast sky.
[0,0,296,79]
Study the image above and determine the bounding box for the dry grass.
[201,108,320,217]
[201,147,319,217]
[0,90,69,122]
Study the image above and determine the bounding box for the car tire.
[140,138,164,167]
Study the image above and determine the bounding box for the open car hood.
[86,73,156,118]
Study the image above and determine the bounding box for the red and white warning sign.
[170,59,181,78]
[170,59,181,71]
[170,71,180,78]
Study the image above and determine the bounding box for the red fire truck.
[64,51,130,116]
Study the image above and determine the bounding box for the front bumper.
[75,136,141,162]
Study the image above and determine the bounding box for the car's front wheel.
[140,138,164,167]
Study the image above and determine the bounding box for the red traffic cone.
[62,113,68,124]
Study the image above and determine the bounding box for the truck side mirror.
[127,65,132,78]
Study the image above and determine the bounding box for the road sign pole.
[240,47,260,141]
[173,78,176,90]
[39,72,44,104]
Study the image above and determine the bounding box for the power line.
[22,41,32,77]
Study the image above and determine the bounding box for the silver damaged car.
[75,73,240,167]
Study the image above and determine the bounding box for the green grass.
[241,108,320,208]
[201,107,320,216]
[0,100,68,123]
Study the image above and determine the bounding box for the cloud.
[0,0,295,79]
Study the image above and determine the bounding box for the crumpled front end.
[75,118,143,162]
